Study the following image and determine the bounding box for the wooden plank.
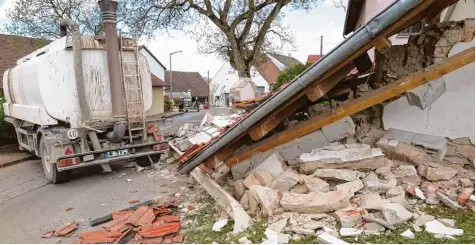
[248,96,308,141]
[374,37,392,54]
[306,64,355,102]
[198,0,454,168]
[203,135,249,169]
[224,47,474,166]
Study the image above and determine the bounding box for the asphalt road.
[0,107,229,243]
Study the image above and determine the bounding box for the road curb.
[0,155,36,168]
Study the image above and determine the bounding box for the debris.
[437,218,455,228]
[249,185,282,217]
[253,170,275,186]
[118,173,126,178]
[254,153,285,178]
[313,169,359,182]
[336,180,364,194]
[400,229,415,239]
[417,165,457,181]
[334,209,364,228]
[303,176,330,192]
[234,180,246,200]
[457,188,474,206]
[321,117,356,143]
[360,192,389,210]
[392,165,421,185]
[135,165,144,172]
[436,191,463,209]
[65,207,73,212]
[269,171,300,192]
[290,184,308,194]
[412,224,422,232]
[363,222,385,232]
[362,214,395,230]
[54,222,78,237]
[277,233,291,244]
[403,184,426,200]
[414,214,435,227]
[126,179,132,182]
[191,168,253,234]
[238,236,253,244]
[243,174,262,189]
[387,186,405,197]
[339,228,362,237]
[424,220,463,236]
[299,144,385,172]
[382,203,412,226]
[41,230,55,239]
[128,200,140,204]
[212,219,229,231]
[460,178,473,187]
[364,180,390,193]
[280,190,350,213]
[317,232,349,244]
[268,218,288,233]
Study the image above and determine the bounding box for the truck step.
[130,127,145,131]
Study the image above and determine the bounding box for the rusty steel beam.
[224,47,474,166]
[195,0,458,170]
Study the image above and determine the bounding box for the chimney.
[98,0,125,117]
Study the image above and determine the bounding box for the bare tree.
[3,0,128,39]
[122,0,319,78]
[329,0,347,12]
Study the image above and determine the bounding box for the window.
[398,21,424,37]
[256,86,265,94]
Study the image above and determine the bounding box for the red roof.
[306,55,322,65]
[152,74,167,87]
[0,34,51,89]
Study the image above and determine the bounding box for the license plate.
[104,149,129,158]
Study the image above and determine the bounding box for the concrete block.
[253,153,284,178]
[250,150,275,167]
[191,168,253,234]
[405,77,446,110]
[277,130,330,162]
[322,117,356,142]
[231,160,253,180]
[383,128,416,144]
[412,133,447,159]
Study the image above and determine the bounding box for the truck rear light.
[59,157,80,167]
[153,143,169,151]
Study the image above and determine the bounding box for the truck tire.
[40,138,72,184]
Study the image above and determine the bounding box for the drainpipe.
[60,18,90,122]
[98,0,125,117]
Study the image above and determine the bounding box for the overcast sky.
[0,0,346,78]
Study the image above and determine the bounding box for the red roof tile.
[306,55,322,65]
[152,74,167,87]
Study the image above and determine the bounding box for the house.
[343,0,475,142]
[0,34,51,94]
[254,53,303,86]
[139,46,167,115]
[306,55,322,65]
[210,53,302,107]
[343,0,475,61]
[164,71,209,104]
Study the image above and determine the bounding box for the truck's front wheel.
[40,138,72,184]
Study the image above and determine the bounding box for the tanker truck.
[1,0,168,183]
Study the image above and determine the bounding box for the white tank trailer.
[2,0,168,183]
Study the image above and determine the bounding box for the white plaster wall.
[383,39,475,142]
[441,0,475,22]
[140,49,165,80]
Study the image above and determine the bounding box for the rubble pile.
[216,130,474,242]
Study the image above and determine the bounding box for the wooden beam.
[203,135,249,170]
[249,96,308,141]
[374,37,392,54]
[306,64,355,102]
[224,47,474,166]
[199,0,456,168]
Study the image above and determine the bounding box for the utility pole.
[169,50,182,100]
[320,35,323,56]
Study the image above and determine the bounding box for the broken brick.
[129,200,140,204]
[41,230,55,239]
[54,222,78,237]
[142,237,164,244]
[457,188,474,206]
[153,208,172,216]
[112,210,135,220]
[65,207,73,212]
[187,204,194,211]
[138,222,180,238]
[172,234,183,243]
[156,215,181,223]
[126,206,155,227]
